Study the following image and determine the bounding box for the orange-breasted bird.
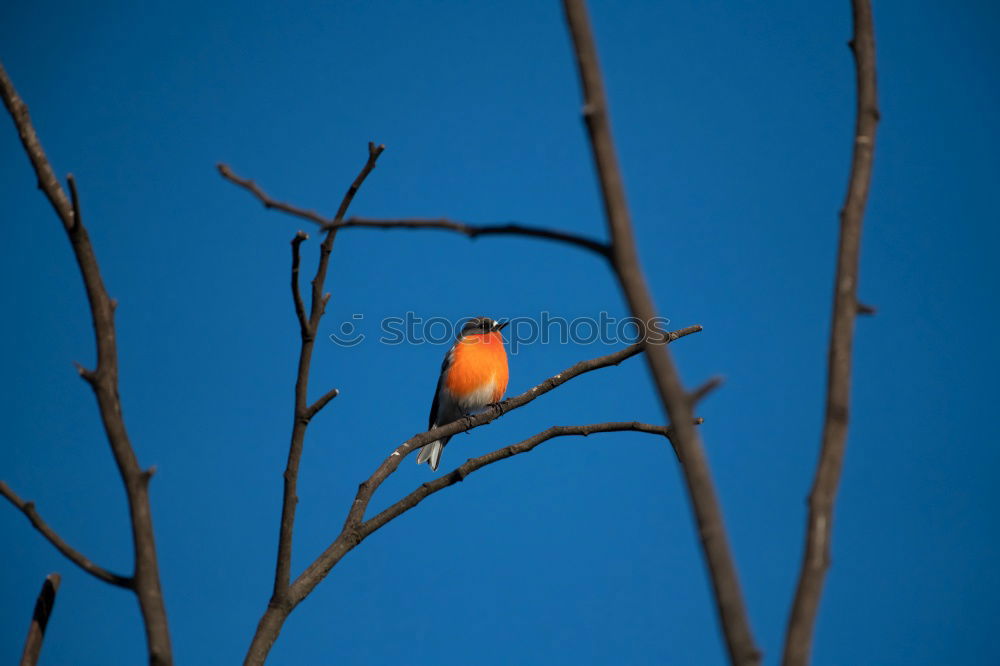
[417,316,510,471]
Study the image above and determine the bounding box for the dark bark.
[18,573,61,666]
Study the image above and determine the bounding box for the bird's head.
[460,316,508,337]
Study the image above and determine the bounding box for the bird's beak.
[495,320,509,331]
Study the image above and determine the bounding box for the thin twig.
[242,325,701,665]
[856,302,877,315]
[217,164,611,258]
[690,376,725,405]
[305,387,340,419]
[335,217,611,257]
[307,143,385,329]
[782,2,879,665]
[0,61,173,665]
[332,142,386,223]
[67,174,82,230]
[290,231,309,333]
[0,64,73,229]
[19,573,61,666]
[560,2,760,664]
[0,482,132,587]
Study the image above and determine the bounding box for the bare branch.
[307,143,385,329]
[333,141,386,222]
[332,217,611,258]
[361,420,699,536]
[242,326,701,664]
[305,387,340,420]
[1,61,173,665]
[290,231,309,334]
[690,376,725,405]
[271,143,384,605]
[217,164,610,258]
[217,163,328,224]
[782,2,880,665]
[560,2,760,663]
[67,174,82,230]
[18,573,61,666]
[0,482,132,588]
[0,64,73,229]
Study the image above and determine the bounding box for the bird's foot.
[462,413,476,432]
[487,401,506,418]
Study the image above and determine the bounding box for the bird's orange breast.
[445,331,509,402]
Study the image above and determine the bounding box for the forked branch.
[0,61,173,666]
[242,325,701,664]
[271,143,384,604]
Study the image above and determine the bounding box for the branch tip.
[19,572,62,666]
[67,173,82,230]
[857,302,877,315]
[0,481,133,588]
[690,376,724,404]
[72,361,96,383]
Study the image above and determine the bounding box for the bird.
[417,316,510,471]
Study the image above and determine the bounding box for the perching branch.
[18,573,61,666]
[0,482,132,588]
[270,143,384,606]
[242,325,701,664]
[362,419,701,536]
[341,326,701,538]
[0,61,173,666]
[781,2,880,665]
[560,2,761,664]
[217,164,611,258]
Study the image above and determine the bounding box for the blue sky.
[1,1,998,664]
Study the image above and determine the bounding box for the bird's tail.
[416,437,448,471]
